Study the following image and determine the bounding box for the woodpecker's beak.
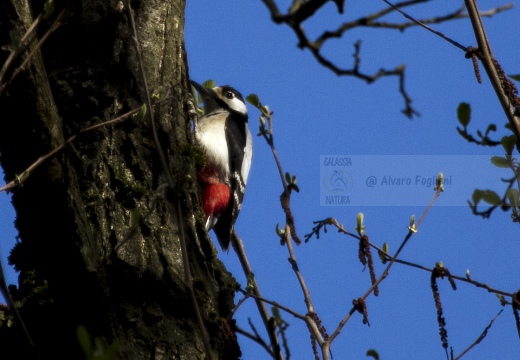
[190,80,215,101]
[191,80,222,114]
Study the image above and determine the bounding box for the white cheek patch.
[226,98,247,116]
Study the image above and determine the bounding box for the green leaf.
[202,79,215,89]
[501,135,517,155]
[132,103,147,122]
[496,293,507,306]
[43,0,55,19]
[275,223,285,236]
[378,243,389,264]
[285,172,291,184]
[77,325,93,357]
[356,213,365,235]
[102,341,120,360]
[485,124,497,134]
[482,190,501,205]
[510,74,520,82]
[457,102,471,127]
[246,272,255,293]
[435,172,444,191]
[366,349,380,360]
[507,188,519,207]
[271,306,281,322]
[472,189,483,205]
[246,94,260,108]
[490,156,510,168]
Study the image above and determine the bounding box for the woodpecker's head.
[191,80,248,118]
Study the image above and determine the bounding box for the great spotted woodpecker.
[191,80,253,251]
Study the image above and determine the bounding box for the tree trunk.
[0,1,240,359]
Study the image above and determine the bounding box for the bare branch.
[235,321,275,358]
[512,291,520,339]
[315,0,429,45]
[288,0,329,24]
[0,5,67,97]
[0,0,56,84]
[256,104,302,244]
[261,0,512,119]
[327,185,443,344]
[237,287,307,321]
[464,0,520,143]
[232,231,284,360]
[0,261,37,358]
[308,217,515,298]
[285,226,315,314]
[382,0,467,51]
[453,310,503,360]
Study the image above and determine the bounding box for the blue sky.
[2,0,520,359]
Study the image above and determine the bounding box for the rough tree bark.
[0,1,240,359]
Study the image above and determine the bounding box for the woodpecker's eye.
[225,91,234,99]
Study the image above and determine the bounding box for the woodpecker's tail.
[212,210,233,251]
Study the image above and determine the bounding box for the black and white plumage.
[191,80,253,250]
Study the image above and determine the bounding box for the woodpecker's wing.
[212,112,252,250]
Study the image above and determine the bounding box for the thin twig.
[0,261,38,359]
[337,5,511,33]
[0,0,56,84]
[0,6,68,97]
[237,288,307,321]
[262,0,512,119]
[235,324,274,357]
[464,0,520,143]
[232,232,284,360]
[260,111,301,244]
[384,0,520,136]
[327,185,443,345]
[375,249,513,298]
[285,225,314,314]
[382,0,468,51]
[385,0,520,142]
[453,310,503,360]
[238,284,326,358]
[0,107,141,193]
[312,218,514,298]
[316,0,428,45]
